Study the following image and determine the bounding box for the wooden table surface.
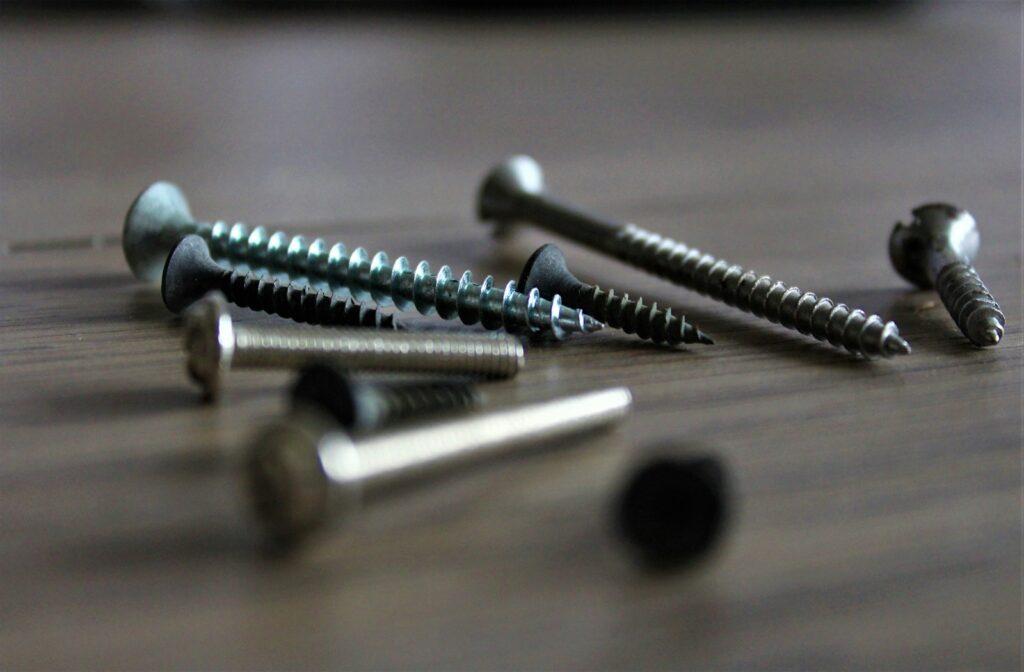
[1,5,1021,670]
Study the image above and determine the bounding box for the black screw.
[162,234,398,329]
[890,203,1005,347]
[290,365,481,433]
[615,448,730,570]
[519,244,713,347]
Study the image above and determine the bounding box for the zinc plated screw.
[890,203,1006,347]
[163,235,398,329]
[519,244,713,347]
[182,292,525,401]
[247,386,633,546]
[124,182,604,340]
[478,156,913,359]
[290,364,481,433]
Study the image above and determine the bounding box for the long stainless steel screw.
[519,244,713,347]
[163,235,399,329]
[124,182,603,340]
[477,156,913,359]
[246,386,633,546]
[290,364,481,433]
[183,292,525,401]
[890,203,1006,347]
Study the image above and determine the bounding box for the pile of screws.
[122,155,1005,568]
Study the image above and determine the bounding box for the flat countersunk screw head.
[890,203,1005,346]
[519,244,713,347]
[163,235,398,329]
[477,155,912,359]
[123,182,603,339]
[123,181,196,282]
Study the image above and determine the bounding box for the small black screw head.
[477,155,545,222]
[517,244,584,304]
[123,181,194,283]
[291,365,361,430]
[161,234,227,314]
[889,203,979,289]
[616,450,730,571]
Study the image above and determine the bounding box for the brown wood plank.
[1,5,1020,669]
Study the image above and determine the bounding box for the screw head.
[182,291,234,402]
[162,234,228,314]
[889,203,979,289]
[123,181,194,282]
[518,244,584,304]
[291,365,361,430]
[477,155,545,222]
[616,449,730,571]
[247,410,361,549]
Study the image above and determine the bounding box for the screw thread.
[361,381,482,428]
[217,268,398,330]
[231,325,525,379]
[934,262,1005,346]
[577,284,710,346]
[204,221,600,339]
[615,224,910,358]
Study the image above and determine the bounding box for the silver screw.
[477,156,913,359]
[124,182,604,340]
[247,386,633,546]
[183,292,525,401]
[890,203,1006,347]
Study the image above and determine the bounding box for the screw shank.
[325,387,632,495]
[519,193,627,255]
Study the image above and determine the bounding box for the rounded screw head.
[477,155,545,222]
[615,449,730,571]
[182,291,234,402]
[517,243,583,303]
[889,203,979,289]
[123,181,193,282]
[162,234,228,314]
[247,410,361,549]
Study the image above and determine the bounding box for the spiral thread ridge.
[216,268,398,330]
[934,262,1005,346]
[363,381,481,428]
[578,285,708,346]
[231,325,525,379]
[201,221,600,339]
[614,224,909,358]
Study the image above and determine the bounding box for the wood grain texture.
[1,5,1021,670]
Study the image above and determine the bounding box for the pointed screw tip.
[977,322,1004,346]
[885,336,912,356]
[696,331,715,345]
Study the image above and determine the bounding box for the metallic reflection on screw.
[247,387,633,548]
[183,292,525,401]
